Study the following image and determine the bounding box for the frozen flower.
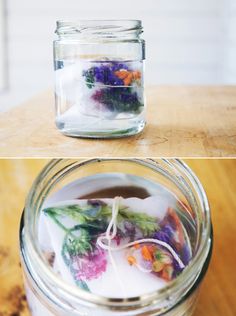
[83,61,143,114]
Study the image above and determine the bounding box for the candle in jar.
[34,176,192,302]
[21,163,211,316]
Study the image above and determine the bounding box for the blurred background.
[0,0,236,112]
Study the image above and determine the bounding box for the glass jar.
[20,159,212,316]
[53,20,146,138]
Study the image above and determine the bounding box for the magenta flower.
[74,247,107,281]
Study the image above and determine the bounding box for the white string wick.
[99,196,127,296]
[97,197,185,271]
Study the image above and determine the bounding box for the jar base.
[55,118,146,139]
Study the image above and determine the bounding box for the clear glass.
[53,20,146,138]
[20,159,212,316]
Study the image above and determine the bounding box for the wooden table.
[0,159,235,316]
[0,86,236,157]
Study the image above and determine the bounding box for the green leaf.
[85,70,95,89]
[154,250,163,261]
[75,279,90,292]
[44,203,107,224]
[119,208,159,236]
[64,228,92,256]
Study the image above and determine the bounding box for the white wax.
[41,197,171,298]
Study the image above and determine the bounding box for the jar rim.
[55,19,143,39]
[21,158,212,312]
[56,19,142,26]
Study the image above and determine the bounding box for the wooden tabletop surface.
[0,159,235,316]
[0,86,236,158]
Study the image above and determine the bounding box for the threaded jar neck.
[56,20,143,41]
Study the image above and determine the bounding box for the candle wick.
[102,196,127,296]
[97,197,185,274]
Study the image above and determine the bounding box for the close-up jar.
[19,158,212,316]
[53,20,146,138]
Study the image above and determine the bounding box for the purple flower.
[181,244,191,265]
[153,224,174,244]
[91,86,143,113]
[111,62,129,72]
[92,90,103,102]
[88,199,106,207]
[85,63,127,86]
[120,90,139,103]
[172,258,184,277]
[153,218,192,277]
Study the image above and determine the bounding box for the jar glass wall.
[20,159,212,316]
[54,20,146,138]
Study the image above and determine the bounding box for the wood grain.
[0,159,235,316]
[0,160,47,316]
[0,86,236,158]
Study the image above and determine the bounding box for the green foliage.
[75,279,90,291]
[119,208,159,236]
[154,250,163,261]
[44,202,159,238]
[64,228,93,256]
[44,203,109,224]
[84,70,95,89]
[44,204,109,258]
[98,88,144,114]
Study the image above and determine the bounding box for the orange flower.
[132,71,141,80]
[168,207,184,247]
[115,70,129,80]
[141,245,153,261]
[160,264,173,282]
[127,255,137,266]
[124,73,133,86]
[115,70,141,86]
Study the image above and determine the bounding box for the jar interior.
[27,159,205,300]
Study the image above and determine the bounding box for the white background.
[0,0,6,92]
[0,0,236,111]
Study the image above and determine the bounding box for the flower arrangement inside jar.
[38,176,193,298]
[81,60,144,118]
[55,58,144,122]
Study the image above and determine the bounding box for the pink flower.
[74,247,107,281]
[92,90,103,102]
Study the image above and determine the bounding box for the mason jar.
[53,20,146,138]
[20,159,212,316]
